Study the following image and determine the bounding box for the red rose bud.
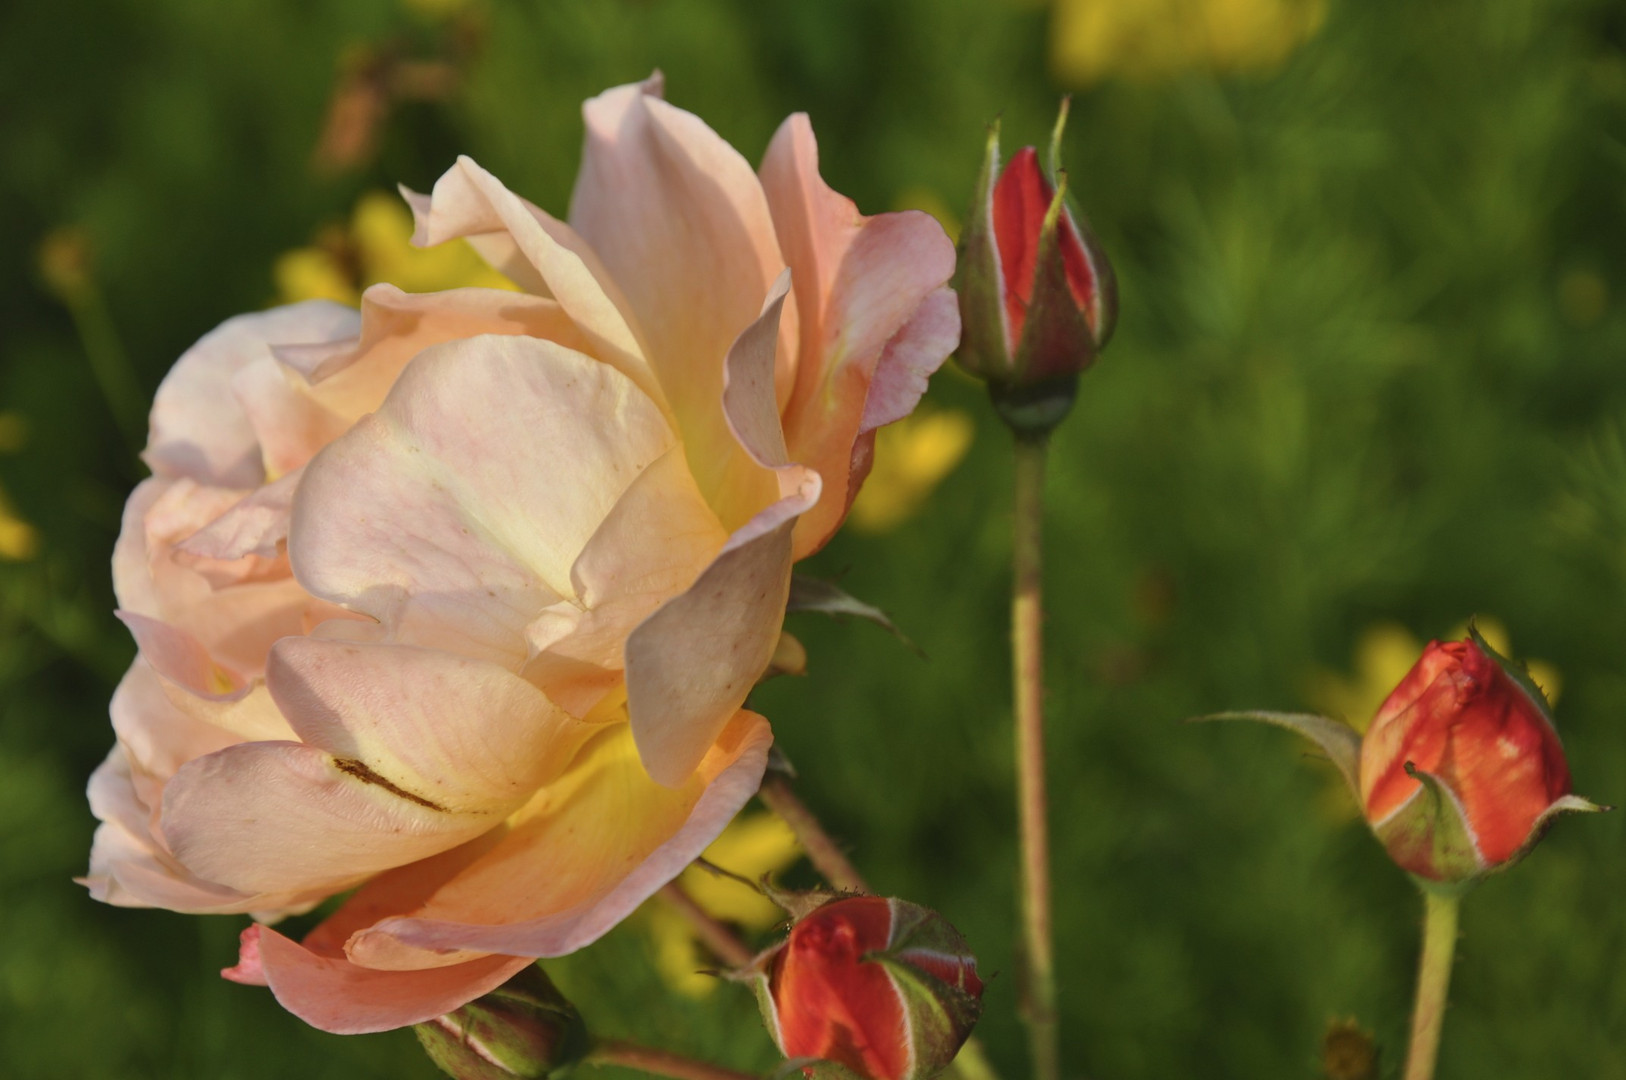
[957,101,1117,435]
[750,896,983,1080]
[1357,630,1606,886]
[414,965,588,1080]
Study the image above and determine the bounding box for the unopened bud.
[748,895,982,1080]
[956,101,1116,436]
[414,964,588,1080]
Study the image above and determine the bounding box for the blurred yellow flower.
[1051,0,1328,84]
[848,409,975,533]
[0,413,35,562]
[646,811,802,998]
[274,190,517,306]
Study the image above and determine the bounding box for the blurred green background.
[3,0,1625,1076]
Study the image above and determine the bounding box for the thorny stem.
[657,880,755,970]
[586,1039,757,1080]
[1012,433,1058,1080]
[1402,889,1462,1080]
[757,773,870,894]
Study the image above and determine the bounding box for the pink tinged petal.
[116,610,296,745]
[266,637,596,813]
[571,79,795,523]
[760,115,958,557]
[174,470,300,578]
[340,710,772,961]
[860,286,962,434]
[625,281,815,786]
[222,925,268,985]
[408,159,662,407]
[145,302,361,488]
[400,184,548,298]
[523,445,729,717]
[291,334,674,665]
[252,923,533,1035]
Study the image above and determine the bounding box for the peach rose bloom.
[82,76,958,1033]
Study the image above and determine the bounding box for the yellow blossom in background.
[848,410,975,533]
[646,811,802,998]
[274,190,517,306]
[1303,617,1561,820]
[1051,0,1328,85]
[0,413,37,561]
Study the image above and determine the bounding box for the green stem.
[657,880,755,969]
[586,1039,757,1080]
[1011,433,1058,1080]
[757,773,870,894]
[1402,889,1462,1080]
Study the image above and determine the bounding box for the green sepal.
[953,121,1013,383]
[1191,710,1362,799]
[1380,762,1486,888]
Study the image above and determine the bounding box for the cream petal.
[624,278,815,786]
[760,114,958,557]
[145,302,361,488]
[160,739,503,897]
[175,470,300,570]
[290,334,675,665]
[860,285,962,433]
[339,711,771,961]
[408,159,661,406]
[251,924,533,1035]
[522,445,728,716]
[266,637,596,812]
[571,80,794,525]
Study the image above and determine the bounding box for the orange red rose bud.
[957,102,1117,435]
[750,896,983,1080]
[413,965,588,1080]
[1358,630,1605,886]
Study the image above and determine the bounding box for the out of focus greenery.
[4,0,1625,1077]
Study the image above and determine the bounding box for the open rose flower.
[81,75,958,1033]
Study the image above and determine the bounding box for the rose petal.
[572,79,793,524]
[252,923,533,1035]
[760,114,957,557]
[145,302,361,488]
[338,709,771,960]
[291,334,674,665]
[522,445,728,717]
[266,637,595,811]
[408,158,661,406]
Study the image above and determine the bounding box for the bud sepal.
[413,964,588,1080]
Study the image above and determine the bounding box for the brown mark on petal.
[334,757,446,811]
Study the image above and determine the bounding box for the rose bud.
[1206,627,1607,889]
[957,101,1117,435]
[749,896,983,1080]
[413,964,588,1080]
[1357,630,1605,885]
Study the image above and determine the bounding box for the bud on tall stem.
[956,100,1116,437]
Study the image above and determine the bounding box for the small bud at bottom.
[414,965,588,1080]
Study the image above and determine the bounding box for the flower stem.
[757,773,870,894]
[1012,432,1058,1080]
[586,1039,758,1080]
[1402,889,1462,1080]
[657,880,755,969]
